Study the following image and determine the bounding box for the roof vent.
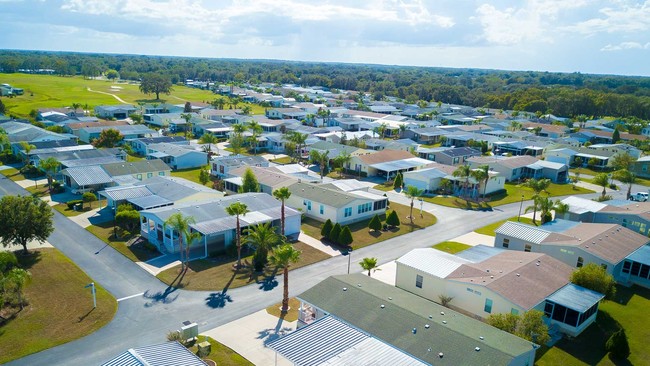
[388,297,393,300]
[438,352,444,358]
[425,324,430,329]
[490,275,494,279]
[429,315,433,319]
[479,336,484,340]
[412,328,417,334]
[486,269,490,273]
[342,287,347,291]
[357,283,362,287]
[440,311,445,315]
[381,304,385,309]
[516,273,520,277]
[428,348,431,352]
[442,320,447,324]
[536,263,540,266]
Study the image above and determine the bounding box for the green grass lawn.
[432,241,472,254]
[266,297,300,322]
[52,199,107,217]
[423,182,593,210]
[373,183,398,192]
[170,167,206,185]
[301,202,437,250]
[0,167,27,181]
[537,285,650,366]
[0,248,116,364]
[157,242,331,291]
[475,216,536,236]
[0,73,263,118]
[86,222,159,262]
[270,156,293,164]
[189,335,253,366]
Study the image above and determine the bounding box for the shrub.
[368,215,382,232]
[329,223,342,244]
[570,263,616,299]
[321,219,333,238]
[66,199,83,209]
[20,164,42,178]
[606,329,630,361]
[82,192,97,206]
[115,209,140,233]
[252,247,268,272]
[386,210,401,227]
[338,226,353,247]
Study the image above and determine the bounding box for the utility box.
[181,322,198,342]
[197,341,211,357]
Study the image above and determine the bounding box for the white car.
[630,192,649,202]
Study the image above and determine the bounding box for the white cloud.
[601,41,650,51]
[566,1,650,35]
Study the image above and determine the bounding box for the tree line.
[1,50,649,119]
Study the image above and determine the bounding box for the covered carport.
[369,157,431,181]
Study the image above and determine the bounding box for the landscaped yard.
[86,222,159,262]
[0,166,26,181]
[432,241,472,254]
[269,156,293,165]
[52,199,107,217]
[301,202,437,250]
[0,248,116,364]
[536,285,650,366]
[188,335,254,366]
[157,242,331,291]
[266,297,300,322]
[422,182,593,210]
[171,167,206,185]
[475,216,536,236]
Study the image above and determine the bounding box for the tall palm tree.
[309,150,330,178]
[226,202,250,269]
[536,197,570,224]
[287,131,308,163]
[593,173,611,200]
[404,185,424,224]
[333,151,352,177]
[180,113,193,139]
[245,222,281,253]
[270,243,301,313]
[359,257,381,277]
[199,133,218,164]
[452,165,472,199]
[38,157,61,191]
[4,268,31,310]
[164,212,197,273]
[613,169,636,200]
[19,141,35,166]
[272,187,291,236]
[470,167,488,201]
[247,120,263,153]
[524,178,551,223]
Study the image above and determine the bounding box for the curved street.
[1,176,602,365]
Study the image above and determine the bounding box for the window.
[357,202,372,214]
[484,298,493,313]
[601,263,608,271]
[137,174,142,180]
[415,275,423,288]
[320,204,324,215]
[511,308,519,315]
[373,200,387,211]
[632,261,641,276]
[307,201,312,211]
[576,257,584,267]
[344,207,352,217]
[524,244,532,252]
[622,261,631,274]
[219,165,225,174]
[544,302,554,317]
[147,172,153,178]
[502,238,509,248]
[158,171,165,176]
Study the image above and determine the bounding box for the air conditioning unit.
[180,322,198,342]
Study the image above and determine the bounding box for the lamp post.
[518,195,525,222]
[347,248,353,274]
[84,282,96,308]
[419,198,424,218]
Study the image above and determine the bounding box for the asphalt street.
[1,176,599,365]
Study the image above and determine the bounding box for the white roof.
[495,221,552,244]
[396,248,471,278]
[561,196,608,214]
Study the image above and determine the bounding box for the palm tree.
[270,243,301,313]
[332,151,352,177]
[247,120,263,153]
[286,131,308,163]
[226,202,250,269]
[245,222,281,271]
[536,197,570,224]
[452,165,472,199]
[593,173,611,200]
[4,268,31,310]
[613,169,636,200]
[309,150,330,178]
[71,102,82,116]
[272,187,291,236]
[38,157,61,191]
[404,185,424,224]
[164,212,197,273]
[19,141,35,166]
[180,113,193,139]
[359,257,381,277]
[524,178,551,223]
[470,167,488,201]
[199,133,218,164]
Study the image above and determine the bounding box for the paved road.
[1,177,595,365]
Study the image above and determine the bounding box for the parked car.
[630,192,649,202]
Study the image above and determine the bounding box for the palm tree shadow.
[205,270,237,308]
[143,269,185,307]
[258,268,279,291]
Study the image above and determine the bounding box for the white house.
[211,154,270,178]
[125,136,188,155]
[403,162,505,196]
[395,246,603,337]
[94,104,137,119]
[146,143,207,170]
[139,193,301,258]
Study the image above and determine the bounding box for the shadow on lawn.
[17,250,42,270]
[143,269,185,307]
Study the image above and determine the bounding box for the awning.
[128,195,173,210]
[626,245,650,265]
[546,284,604,313]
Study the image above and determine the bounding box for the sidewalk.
[136,254,182,276]
[202,310,295,366]
[297,231,341,257]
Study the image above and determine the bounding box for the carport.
[369,157,431,181]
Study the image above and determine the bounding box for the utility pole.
[85,282,96,308]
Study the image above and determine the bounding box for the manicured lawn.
[0,73,264,119]
[373,183,398,192]
[0,248,116,364]
[126,154,145,162]
[301,202,437,250]
[52,199,107,217]
[24,184,50,197]
[189,335,254,366]
[270,156,293,164]
[171,167,206,185]
[475,216,536,236]
[423,182,593,210]
[537,285,650,366]
[86,222,159,262]
[157,242,331,291]
[266,297,300,322]
[432,241,472,254]
[0,167,26,181]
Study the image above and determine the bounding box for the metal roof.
[127,195,173,209]
[63,166,114,186]
[61,156,124,168]
[369,157,430,173]
[546,284,604,313]
[268,316,427,366]
[456,245,504,263]
[561,196,608,214]
[101,341,207,366]
[101,186,153,201]
[495,221,552,244]
[396,248,471,278]
[626,245,650,265]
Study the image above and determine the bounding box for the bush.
[66,199,83,209]
[252,247,268,272]
[115,209,140,233]
[329,223,342,244]
[386,210,400,227]
[82,192,97,206]
[338,226,353,247]
[570,263,616,299]
[606,329,630,361]
[321,219,333,238]
[20,164,42,178]
[594,195,613,202]
[368,215,382,232]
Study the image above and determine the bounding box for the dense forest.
[1,50,650,120]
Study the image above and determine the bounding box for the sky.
[0,0,649,76]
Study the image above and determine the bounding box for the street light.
[419,198,424,218]
[346,248,353,274]
[518,195,525,222]
[84,282,96,308]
